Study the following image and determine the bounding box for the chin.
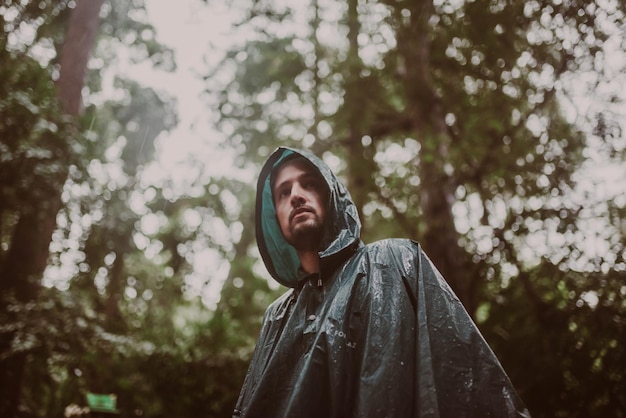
[289,223,323,250]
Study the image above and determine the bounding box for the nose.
[290,183,306,207]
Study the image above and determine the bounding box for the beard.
[286,216,324,251]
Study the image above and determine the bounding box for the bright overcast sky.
[129,0,251,189]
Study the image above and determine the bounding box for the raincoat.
[233,147,529,418]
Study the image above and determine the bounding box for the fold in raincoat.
[233,147,529,418]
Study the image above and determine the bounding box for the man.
[233,147,529,418]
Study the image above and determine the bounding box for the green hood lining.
[260,150,301,285]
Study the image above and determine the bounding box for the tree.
[0,0,180,416]
[0,0,103,415]
[207,0,626,416]
[3,0,273,415]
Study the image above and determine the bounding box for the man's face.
[272,159,328,251]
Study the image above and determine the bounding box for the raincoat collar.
[255,147,361,288]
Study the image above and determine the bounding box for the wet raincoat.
[233,147,529,418]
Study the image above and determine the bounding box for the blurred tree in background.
[1,0,625,417]
[1,0,262,417]
[1,0,280,414]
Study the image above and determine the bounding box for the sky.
[127,0,252,187]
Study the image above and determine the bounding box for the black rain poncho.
[233,147,529,418]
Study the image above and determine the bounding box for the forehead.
[272,158,320,188]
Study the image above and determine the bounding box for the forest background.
[1,0,625,417]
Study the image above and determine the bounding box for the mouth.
[290,207,314,223]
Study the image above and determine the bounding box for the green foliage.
[1,0,262,417]
[482,264,626,417]
[1,287,111,417]
[0,44,69,218]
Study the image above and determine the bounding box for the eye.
[277,187,290,199]
[303,177,322,191]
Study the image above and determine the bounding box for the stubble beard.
[287,217,324,251]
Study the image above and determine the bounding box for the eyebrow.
[272,172,325,199]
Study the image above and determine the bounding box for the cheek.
[319,205,327,221]
[276,204,289,227]
[313,193,328,216]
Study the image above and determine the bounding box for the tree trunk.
[0,169,64,415]
[342,0,377,219]
[0,1,104,416]
[56,0,106,116]
[400,0,476,313]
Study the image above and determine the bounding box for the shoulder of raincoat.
[234,147,530,418]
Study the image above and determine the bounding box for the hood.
[255,147,361,287]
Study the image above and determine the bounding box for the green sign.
[86,393,119,413]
